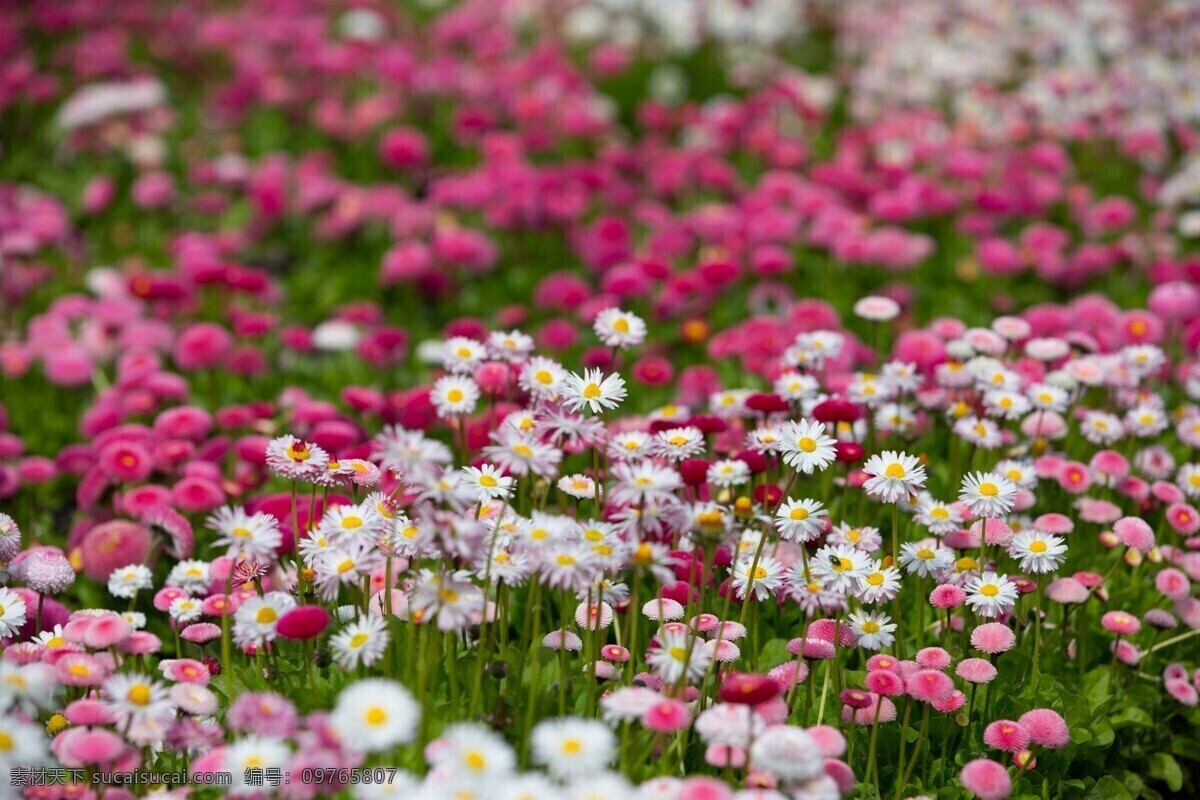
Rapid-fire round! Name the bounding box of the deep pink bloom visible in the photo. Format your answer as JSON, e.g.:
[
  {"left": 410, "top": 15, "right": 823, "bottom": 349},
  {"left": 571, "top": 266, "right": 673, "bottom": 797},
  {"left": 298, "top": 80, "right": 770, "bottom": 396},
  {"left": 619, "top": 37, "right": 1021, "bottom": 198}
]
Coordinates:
[
  {"left": 79, "top": 520, "right": 152, "bottom": 581},
  {"left": 930, "top": 584, "right": 967, "bottom": 608},
  {"left": 960, "top": 758, "right": 1012, "bottom": 800},
  {"left": 956, "top": 658, "right": 998, "bottom": 684},
  {"left": 1100, "top": 610, "right": 1141, "bottom": 635},
  {"left": 971, "top": 623, "right": 1016, "bottom": 654},
  {"left": 643, "top": 699, "right": 690, "bottom": 732},
  {"left": 864, "top": 670, "right": 905, "bottom": 697},
  {"left": 1113, "top": 516, "right": 1154, "bottom": 552},
  {"left": 276, "top": 606, "right": 331, "bottom": 640},
  {"left": 1018, "top": 709, "right": 1070, "bottom": 748},
  {"left": 983, "top": 720, "right": 1030, "bottom": 752},
  {"left": 907, "top": 669, "right": 954, "bottom": 703},
  {"left": 915, "top": 647, "right": 952, "bottom": 671},
  {"left": 160, "top": 658, "right": 211, "bottom": 684}
]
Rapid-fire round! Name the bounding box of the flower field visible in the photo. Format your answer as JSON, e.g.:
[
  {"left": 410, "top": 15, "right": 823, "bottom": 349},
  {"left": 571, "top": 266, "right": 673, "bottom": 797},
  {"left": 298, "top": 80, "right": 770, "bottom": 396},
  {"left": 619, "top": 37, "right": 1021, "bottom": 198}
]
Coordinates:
[{"left": 3, "top": 2, "right": 1200, "bottom": 799}]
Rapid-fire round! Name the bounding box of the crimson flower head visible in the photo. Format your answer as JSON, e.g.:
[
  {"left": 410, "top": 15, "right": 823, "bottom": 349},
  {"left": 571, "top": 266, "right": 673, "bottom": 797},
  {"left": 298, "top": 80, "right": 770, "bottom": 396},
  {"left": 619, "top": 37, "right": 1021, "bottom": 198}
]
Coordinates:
[
  {"left": 718, "top": 672, "right": 780, "bottom": 705},
  {"left": 812, "top": 397, "right": 860, "bottom": 424},
  {"left": 276, "top": 606, "right": 331, "bottom": 641},
  {"left": 753, "top": 483, "right": 783, "bottom": 507},
  {"left": 680, "top": 459, "right": 711, "bottom": 486},
  {"left": 687, "top": 415, "right": 728, "bottom": 435},
  {"left": 835, "top": 441, "right": 865, "bottom": 464},
  {"left": 745, "top": 393, "right": 788, "bottom": 414}
]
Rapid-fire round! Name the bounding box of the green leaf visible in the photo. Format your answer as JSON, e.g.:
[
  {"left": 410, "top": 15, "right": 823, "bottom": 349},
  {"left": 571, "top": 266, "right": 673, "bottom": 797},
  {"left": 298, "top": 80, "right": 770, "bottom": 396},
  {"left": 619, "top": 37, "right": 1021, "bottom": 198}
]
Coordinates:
[
  {"left": 1147, "top": 753, "right": 1183, "bottom": 792},
  {"left": 1110, "top": 705, "right": 1152, "bottom": 729},
  {"left": 1084, "top": 776, "right": 1133, "bottom": 800},
  {"left": 1081, "top": 669, "right": 1112, "bottom": 712}
]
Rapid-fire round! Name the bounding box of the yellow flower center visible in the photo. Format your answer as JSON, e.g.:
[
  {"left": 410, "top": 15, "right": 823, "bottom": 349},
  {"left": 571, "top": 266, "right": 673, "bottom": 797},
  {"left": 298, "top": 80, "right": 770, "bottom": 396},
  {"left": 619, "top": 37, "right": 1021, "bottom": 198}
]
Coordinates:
[
  {"left": 68, "top": 665, "right": 90, "bottom": 677},
  {"left": 337, "top": 559, "right": 356, "bottom": 574},
  {"left": 634, "top": 544, "right": 654, "bottom": 566},
  {"left": 861, "top": 621, "right": 880, "bottom": 634},
  {"left": 1005, "top": 470, "right": 1022, "bottom": 482},
  {"left": 885, "top": 463, "right": 906, "bottom": 479},
  {"left": 535, "top": 370, "right": 553, "bottom": 384},
  {"left": 439, "top": 588, "right": 460, "bottom": 602},
  {"left": 286, "top": 443, "right": 310, "bottom": 461},
  {"left": 584, "top": 529, "right": 604, "bottom": 542},
  {"left": 479, "top": 474, "right": 497, "bottom": 487},
  {"left": 790, "top": 507, "right": 809, "bottom": 521},
  {"left": 582, "top": 383, "right": 602, "bottom": 399},
  {"left": 457, "top": 347, "right": 472, "bottom": 358},
  {"left": 867, "top": 573, "right": 884, "bottom": 587},
  {"left": 447, "top": 389, "right": 464, "bottom": 403},
  {"left": 979, "top": 584, "right": 999, "bottom": 597},
  {"left": 750, "top": 566, "right": 768, "bottom": 580},
  {"left": 466, "top": 751, "right": 485, "bottom": 770},
  {"left": 350, "top": 633, "right": 369, "bottom": 648},
  {"left": 562, "top": 738, "right": 582, "bottom": 754},
  {"left": 557, "top": 555, "right": 575, "bottom": 566},
  {"left": 978, "top": 482, "right": 998, "bottom": 497},
  {"left": 1029, "top": 541, "right": 1047, "bottom": 553},
  {"left": 366, "top": 707, "right": 387, "bottom": 725},
  {"left": 0, "top": 732, "right": 12, "bottom": 751},
  {"left": 668, "top": 435, "right": 688, "bottom": 446},
  {"left": 127, "top": 684, "right": 151, "bottom": 706},
  {"left": 797, "top": 437, "right": 817, "bottom": 453},
  {"left": 341, "top": 516, "right": 363, "bottom": 529},
  {"left": 917, "top": 548, "right": 935, "bottom": 559},
  {"left": 668, "top": 647, "right": 688, "bottom": 661},
  {"left": 232, "top": 527, "right": 252, "bottom": 539},
  {"left": 613, "top": 318, "right": 629, "bottom": 333},
  {"left": 257, "top": 607, "right": 277, "bottom": 624},
  {"left": 46, "top": 636, "right": 65, "bottom": 648},
  {"left": 931, "top": 508, "right": 949, "bottom": 520},
  {"left": 956, "top": 557, "right": 978, "bottom": 572},
  {"left": 513, "top": 444, "right": 533, "bottom": 457}
]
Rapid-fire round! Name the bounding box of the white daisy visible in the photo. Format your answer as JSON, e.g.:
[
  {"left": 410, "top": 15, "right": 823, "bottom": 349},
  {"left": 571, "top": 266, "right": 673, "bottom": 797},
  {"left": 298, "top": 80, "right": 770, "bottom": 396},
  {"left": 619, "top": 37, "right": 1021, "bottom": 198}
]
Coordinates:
[
  {"left": 593, "top": 308, "right": 647, "bottom": 348},
  {"left": 774, "top": 498, "right": 828, "bottom": 543},
  {"left": 898, "top": 541, "right": 955, "bottom": 577},
  {"left": 965, "top": 572, "right": 1019, "bottom": 618},
  {"left": 329, "top": 614, "right": 390, "bottom": 669},
  {"left": 847, "top": 611, "right": 896, "bottom": 650},
  {"left": 531, "top": 718, "right": 616, "bottom": 778},
  {"left": 431, "top": 374, "right": 481, "bottom": 418},
  {"left": 487, "top": 330, "right": 535, "bottom": 362},
  {"left": 959, "top": 472, "right": 1017, "bottom": 518},
  {"left": 232, "top": 591, "right": 295, "bottom": 647},
  {"left": 652, "top": 427, "right": 706, "bottom": 460},
  {"left": 855, "top": 561, "right": 902, "bottom": 605},
  {"left": 330, "top": 679, "right": 420, "bottom": 752},
  {"left": 102, "top": 672, "right": 172, "bottom": 726},
  {"left": 810, "top": 545, "right": 871, "bottom": 593},
  {"left": 463, "top": 464, "right": 515, "bottom": 502},
  {"left": 1008, "top": 531, "right": 1068, "bottom": 574},
  {"left": 0, "top": 587, "right": 28, "bottom": 639},
  {"left": 107, "top": 564, "right": 154, "bottom": 598},
  {"left": 732, "top": 554, "right": 786, "bottom": 601},
  {"left": 441, "top": 336, "right": 488, "bottom": 373},
  {"left": 707, "top": 458, "right": 751, "bottom": 488},
  {"left": 208, "top": 506, "right": 283, "bottom": 561},
  {"left": 778, "top": 419, "right": 838, "bottom": 474},
  {"left": 862, "top": 451, "right": 926, "bottom": 503},
  {"left": 561, "top": 369, "right": 627, "bottom": 415},
  {"left": 519, "top": 357, "right": 567, "bottom": 398}
]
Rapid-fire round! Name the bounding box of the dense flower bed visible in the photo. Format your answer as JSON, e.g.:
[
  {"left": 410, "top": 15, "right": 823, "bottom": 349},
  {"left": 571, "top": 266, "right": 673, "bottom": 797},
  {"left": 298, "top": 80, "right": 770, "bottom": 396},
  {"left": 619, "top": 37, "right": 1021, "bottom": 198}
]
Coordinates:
[{"left": 1, "top": 2, "right": 1199, "bottom": 800}]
